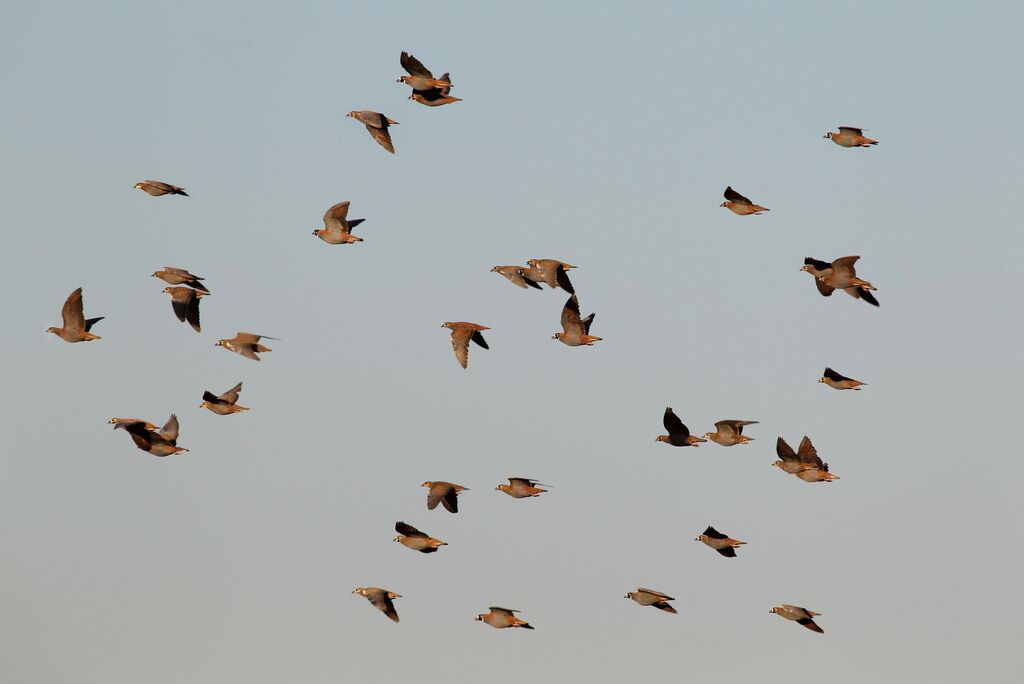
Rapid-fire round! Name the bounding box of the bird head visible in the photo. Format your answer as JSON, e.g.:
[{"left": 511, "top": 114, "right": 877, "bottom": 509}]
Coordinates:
[
  {"left": 823, "top": 132, "right": 833, "bottom": 139},
  {"left": 46, "top": 327, "right": 59, "bottom": 335},
  {"left": 656, "top": 435, "right": 670, "bottom": 444},
  {"left": 719, "top": 201, "right": 729, "bottom": 208},
  {"left": 474, "top": 615, "right": 484, "bottom": 621}
]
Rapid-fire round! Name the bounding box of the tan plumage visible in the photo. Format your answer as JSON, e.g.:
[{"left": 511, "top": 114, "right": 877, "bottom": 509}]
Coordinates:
[
  {"left": 313, "top": 201, "right": 366, "bottom": 245},
  {"left": 215, "top": 332, "right": 278, "bottom": 361},
  {"left": 151, "top": 267, "right": 209, "bottom": 293},
  {"left": 475, "top": 607, "right": 534, "bottom": 629},
  {"left": 771, "top": 604, "right": 824, "bottom": 633},
  {"left": 353, "top": 587, "right": 401, "bottom": 623},
  {"left": 393, "top": 521, "right": 447, "bottom": 553},
  {"left": 624, "top": 588, "right": 678, "bottom": 614},
  {"left": 819, "top": 367, "right": 866, "bottom": 390},
  {"left": 824, "top": 126, "right": 878, "bottom": 147},
  {"left": 703, "top": 420, "right": 758, "bottom": 446},
  {"left": 720, "top": 186, "right": 769, "bottom": 215},
  {"left": 801, "top": 257, "right": 879, "bottom": 307},
  {"left": 47, "top": 287, "right": 103, "bottom": 343},
  {"left": 133, "top": 180, "right": 188, "bottom": 196},
  {"left": 553, "top": 295, "right": 602, "bottom": 346},
  {"left": 422, "top": 481, "right": 468, "bottom": 513},
  {"left": 496, "top": 477, "right": 549, "bottom": 499},
  {"left": 695, "top": 526, "right": 746, "bottom": 557},
  {"left": 115, "top": 414, "right": 188, "bottom": 457},
  {"left": 162, "top": 287, "right": 206, "bottom": 333},
  {"left": 200, "top": 382, "right": 248, "bottom": 415},
  {"left": 524, "top": 259, "right": 576, "bottom": 293},
  {"left": 441, "top": 322, "right": 489, "bottom": 369},
  {"left": 656, "top": 407, "right": 706, "bottom": 447},
  {"left": 491, "top": 265, "right": 542, "bottom": 290},
  {"left": 773, "top": 436, "right": 839, "bottom": 482},
  {"left": 347, "top": 111, "right": 398, "bottom": 153}
]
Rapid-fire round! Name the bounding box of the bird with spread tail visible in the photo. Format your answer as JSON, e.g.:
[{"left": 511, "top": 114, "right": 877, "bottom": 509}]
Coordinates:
[
  {"left": 353, "top": 587, "right": 401, "bottom": 623},
  {"left": 656, "top": 407, "right": 706, "bottom": 447},
  {"left": 824, "top": 126, "right": 877, "bottom": 147},
  {"left": 524, "top": 259, "right": 576, "bottom": 294},
  {"left": 313, "top": 201, "right": 366, "bottom": 245},
  {"left": 475, "top": 607, "right": 534, "bottom": 629},
  {"left": 347, "top": 111, "right": 398, "bottom": 153},
  {"left": 441, "top": 322, "right": 489, "bottom": 369},
  {"left": 47, "top": 287, "right": 103, "bottom": 343},
  {"left": 553, "top": 295, "right": 601, "bottom": 346}
]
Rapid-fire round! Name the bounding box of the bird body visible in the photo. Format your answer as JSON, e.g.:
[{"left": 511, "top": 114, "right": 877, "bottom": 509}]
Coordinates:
[
  {"left": 394, "top": 522, "right": 447, "bottom": 553},
  {"left": 771, "top": 604, "right": 824, "bottom": 633},
  {"left": 200, "top": 382, "right": 248, "bottom": 415},
  {"left": 824, "top": 126, "right": 877, "bottom": 147},
  {"left": 151, "top": 267, "right": 209, "bottom": 293},
  {"left": 491, "top": 265, "right": 542, "bottom": 290},
  {"left": 314, "top": 201, "right": 366, "bottom": 244},
  {"left": 695, "top": 526, "right": 746, "bottom": 557},
  {"left": 720, "top": 186, "right": 769, "bottom": 215},
  {"left": 216, "top": 332, "right": 277, "bottom": 361},
  {"left": 703, "top": 419, "right": 758, "bottom": 446},
  {"left": 819, "top": 367, "right": 866, "bottom": 390},
  {"left": 625, "top": 588, "right": 678, "bottom": 613},
  {"left": 47, "top": 287, "right": 103, "bottom": 342},
  {"left": 656, "top": 407, "right": 706, "bottom": 447},
  {"left": 134, "top": 180, "right": 188, "bottom": 196},
  {"left": 496, "top": 478, "right": 549, "bottom": 499},
  {"left": 475, "top": 607, "right": 534, "bottom": 629}
]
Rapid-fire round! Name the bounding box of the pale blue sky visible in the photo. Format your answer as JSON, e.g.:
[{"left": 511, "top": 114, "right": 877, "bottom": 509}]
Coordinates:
[{"left": 2, "top": 1, "right": 1022, "bottom": 682}]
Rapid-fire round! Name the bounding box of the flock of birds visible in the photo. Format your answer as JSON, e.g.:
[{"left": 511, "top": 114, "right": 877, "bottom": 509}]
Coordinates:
[{"left": 44, "top": 51, "right": 884, "bottom": 637}]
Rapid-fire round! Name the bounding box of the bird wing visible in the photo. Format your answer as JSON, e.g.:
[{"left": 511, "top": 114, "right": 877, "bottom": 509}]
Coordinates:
[
  {"left": 163, "top": 266, "right": 191, "bottom": 277},
  {"left": 849, "top": 286, "right": 880, "bottom": 307},
  {"left": 797, "top": 436, "right": 823, "bottom": 467},
  {"left": 426, "top": 483, "right": 449, "bottom": 510},
  {"left": 776, "top": 436, "right": 798, "bottom": 462},
  {"left": 237, "top": 346, "right": 261, "bottom": 361},
  {"left": 724, "top": 186, "right": 752, "bottom": 205},
  {"left": 395, "top": 521, "right": 428, "bottom": 538},
  {"left": 61, "top": 288, "right": 86, "bottom": 331},
  {"left": 219, "top": 382, "right": 243, "bottom": 404},
  {"left": 168, "top": 288, "right": 192, "bottom": 322},
  {"left": 823, "top": 367, "right": 848, "bottom": 382},
  {"left": 235, "top": 332, "right": 279, "bottom": 344},
  {"left": 367, "top": 590, "right": 400, "bottom": 622},
  {"left": 442, "top": 488, "right": 459, "bottom": 513},
  {"left": 400, "top": 51, "right": 434, "bottom": 78},
  {"left": 636, "top": 588, "right": 674, "bottom": 600},
  {"left": 160, "top": 414, "right": 180, "bottom": 442},
  {"left": 450, "top": 328, "right": 473, "bottom": 369},
  {"left": 323, "top": 202, "right": 350, "bottom": 231},
  {"left": 185, "top": 293, "right": 202, "bottom": 332},
  {"left": 702, "top": 526, "right": 727, "bottom": 539},
  {"left": 560, "top": 295, "right": 583, "bottom": 334},
  {"left": 488, "top": 607, "right": 519, "bottom": 616},
  {"left": 471, "top": 330, "right": 489, "bottom": 350},
  {"left": 555, "top": 266, "right": 575, "bottom": 294},
  {"left": 716, "top": 420, "right": 757, "bottom": 435},
  {"left": 838, "top": 127, "right": 864, "bottom": 136},
  {"left": 366, "top": 123, "right": 395, "bottom": 154},
  {"left": 815, "top": 278, "right": 835, "bottom": 297},
  {"left": 831, "top": 255, "right": 861, "bottom": 278},
  {"left": 663, "top": 408, "right": 689, "bottom": 440},
  {"left": 202, "top": 390, "right": 221, "bottom": 403}
]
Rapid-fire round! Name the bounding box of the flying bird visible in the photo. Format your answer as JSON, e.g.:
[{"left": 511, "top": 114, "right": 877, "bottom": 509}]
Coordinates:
[
  {"left": 773, "top": 436, "right": 839, "bottom": 482},
  {"left": 422, "top": 481, "right": 468, "bottom": 513},
  {"left": 491, "top": 265, "right": 542, "bottom": 290},
  {"left": 314, "top": 201, "right": 366, "bottom": 245},
  {"left": 151, "top": 267, "right": 209, "bottom": 293},
  {"left": 393, "top": 521, "right": 447, "bottom": 553},
  {"left": 703, "top": 420, "right": 758, "bottom": 446},
  {"left": 200, "top": 382, "right": 248, "bottom": 415},
  {"left": 771, "top": 604, "right": 824, "bottom": 633},
  {"left": 624, "top": 588, "right": 677, "bottom": 614},
  {"left": 824, "top": 126, "right": 878, "bottom": 147},
  {"left": 475, "top": 607, "right": 534, "bottom": 630},
  {"left": 695, "top": 526, "right": 746, "bottom": 557},
  {"left": 215, "top": 332, "right": 278, "bottom": 361},
  {"left": 524, "top": 259, "right": 576, "bottom": 294},
  {"left": 408, "top": 89, "right": 461, "bottom": 107},
  {"left": 47, "top": 287, "right": 103, "bottom": 343},
  {"left": 162, "top": 287, "right": 206, "bottom": 332},
  {"left": 441, "top": 321, "right": 489, "bottom": 369},
  {"left": 553, "top": 295, "right": 602, "bottom": 346},
  {"left": 134, "top": 180, "right": 188, "bottom": 196},
  {"left": 398, "top": 52, "right": 460, "bottom": 107},
  {"left": 819, "top": 367, "right": 866, "bottom": 390},
  {"left": 353, "top": 587, "right": 401, "bottom": 623},
  {"left": 656, "top": 407, "right": 706, "bottom": 447},
  {"left": 720, "top": 186, "right": 769, "bottom": 215},
  {"left": 115, "top": 414, "right": 188, "bottom": 457},
  {"left": 109, "top": 417, "right": 155, "bottom": 431},
  {"left": 801, "top": 257, "right": 879, "bottom": 306},
  {"left": 496, "top": 478, "right": 549, "bottom": 499},
  {"left": 347, "top": 110, "right": 398, "bottom": 153}
]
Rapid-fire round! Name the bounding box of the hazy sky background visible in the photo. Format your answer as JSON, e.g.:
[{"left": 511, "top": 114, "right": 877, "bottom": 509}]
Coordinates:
[{"left": 3, "top": 1, "right": 1022, "bottom": 682}]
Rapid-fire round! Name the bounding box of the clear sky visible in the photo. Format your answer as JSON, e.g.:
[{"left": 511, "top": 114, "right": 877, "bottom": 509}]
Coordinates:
[{"left": 2, "top": 1, "right": 1022, "bottom": 682}]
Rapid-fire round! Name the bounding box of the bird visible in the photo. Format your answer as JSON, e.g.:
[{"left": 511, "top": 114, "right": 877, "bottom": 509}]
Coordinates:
[
  {"left": 491, "top": 265, "right": 542, "bottom": 290},
  {"left": 215, "top": 332, "right": 278, "bottom": 361},
  {"left": 703, "top": 420, "right": 758, "bottom": 446},
  {"left": 819, "top": 367, "right": 866, "bottom": 390},
  {"left": 801, "top": 257, "right": 879, "bottom": 306},
  {"left": 134, "top": 180, "right": 188, "bottom": 196},
  {"left": 151, "top": 267, "right": 209, "bottom": 293},
  {"left": 347, "top": 111, "right": 398, "bottom": 153},
  {"left": 496, "top": 478, "right": 549, "bottom": 499},
  {"left": 397, "top": 51, "right": 453, "bottom": 92},
  {"left": 553, "top": 295, "right": 602, "bottom": 346},
  {"left": 117, "top": 414, "right": 188, "bottom": 457},
  {"left": 393, "top": 522, "right": 447, "bottom": 553},
  {"left": 352, "top": 587, "right": 401, "bottom": 623},
  {"left": 773, "top": 436, "right": 839, "bottom": 482},
  {"left": 824, "top": 126, "right": 877, "bottom": 147},
  {"left": 524, "top": 259, "right": 576, "bottom": 294},
  {"left": 422, "top": 481, "right": 468, "bottom": 513},
  {"left": 624, "top": 588, "right": 677, "bottom": 614},
  {"left": 720, "top": 186, "right": 769, "bottom": 215},
  {"left": 162, "top": 287, "right": 206, "bottom": 333},
  {"left": 47, "top": 287, "right": 103, "bottom": 343},
  {"left": 408, "top": 89, "right": 461, "bottom": 107},
  {"left": 441, "top": 322, "right": 489, "bottom": 369},
  {"left": 199, "top": 382, "right": 248, "bottom": 415},
  {"left": 771, "top": 604, "right": 824, "bottom": 633},
  {"left": 695, "top": 526, "right": 747, "bottom": 557},
  {"left": 656, "top": 407, "right": 706, "bottom": 447},
  {"left": 108, "top": 417, "right": 156, "bottom": 431},
  {"left": 475, "top": 607, "right": 534, "bottom": 630},
  {"left": 313, "top": 201, "right": 366, "bottom": 245}
]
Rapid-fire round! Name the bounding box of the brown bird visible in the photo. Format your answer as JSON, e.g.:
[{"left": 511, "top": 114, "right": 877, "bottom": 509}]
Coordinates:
[
  {"left": 720, "top": 186, "right": 769, "bottom": 215},
  {"left": 496, "top": 478, "right": 549, "bottom": 499},
  {"left": 801, "top": 257, "right": 879, "bottom": 307},
  {"left": 393, "top": 521, "right": 447, "bottom": 553},
  {"left": 553, "top": 295, "right": 602, "bottom": 346},
  {"left": 695, "top": 526, "right": 747, "bottom": 558},
  {"left": 408, "top": 89, "right": 461, "bottom": 107},
  {"left": 134, "top": 180, "right": 188, "bottom": 196},
  {"left": 805, "top": 255, "right": 876, "bottom": 293},
  {"left": 441, "top": 322, "right": 489, "bottom": 369},
  {"left": 819, "top": 367, "right": 866, "bottom": 390},
  {"left": 109, "top": 417, "right": 156, "bottom": 431},
  {"left": 656, "top": 407, "right": 706, "bottom": 447},
  {"left": 524, "top": 259, "right": 576, "bottom": 294},
  {"left": 771, "top": 604, "right": 824, "bottom": 633},
  {"left": 491, "top": 265, "right": 542, "bottom": 290},
  {"left": 397, "top": 51, "right": 453, "bottom": 92},
  {"left": 47, "top": 287, "right": 103, "bottom": 343},
  {"left": 347, "top": 110, "right": 398, "bottom": 153},
  {"left": 773, "top": 436, "right": 839, "bottom": 482},
  {"left": 475, "top": 607, "right": 534, "bottom": 630},
  {"left": 151, "top": 267, "right": 209, "bottom": 293},
  {"left": 162, "top": 287, "right": 206, "bottom": 333},
  {"left": 215, "top": 332, "right": 278, "bottom": 361},
  {"left": 313, "top": 201, "right": 366, "bottom": 245},
  {"left": 824, "top": 126, "right": 878, "bottom": 147},
  {"left": 200, "top": 382, "right": 248, "bottom": 415},
  {"left": 117, "top": 414, "right": 189, "bottom": 457},
  {"left": 353, "top": 587, "right": 401, "bottom": 623},
  {"left": 703, "top": 420, "right": 758, "bottom": 446},
  {"left": 624, "top": 588, "right": 677, "bottom": 614},
  {"left": 422, "top": 481, "right": 468, "bottom": 513}
]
